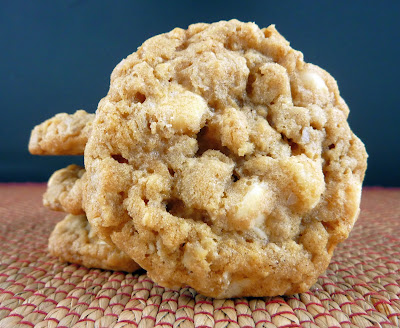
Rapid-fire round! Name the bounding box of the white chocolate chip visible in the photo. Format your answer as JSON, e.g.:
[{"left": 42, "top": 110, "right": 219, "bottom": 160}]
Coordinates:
[
  {"left": 301, "top": 127, "right": 310, "bottom": 144},
  {"left": 148, "top": 243, "right": 155, "bottom": 253},
  {"left": 217, "top": 278, "right": 252, "bottom": 298},
  {"left": 252, "top": 225, "right": 268, "bottom": 241},
  {"left": 150, "top": 122, "right": 157, "bottom": 134},
  {"left": 142, "top": 212, "right": 151, "bottom": 226},
  {"left": 301, "top": 71, "right": 329, "bottom": 93},
  {"left": 234, "top": 182, "right": 272, "bottom": 240},
  {"left": 161, "top": 88, "right": 210, "bottom": 133},
  {"left": 156, "top": 239, "right": 163, "bottom": 257},
  {"left": 236, "top": 182, "right": 268, "bottom": 220}
]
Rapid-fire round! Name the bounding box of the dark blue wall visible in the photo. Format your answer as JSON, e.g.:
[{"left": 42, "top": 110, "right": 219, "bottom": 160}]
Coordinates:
[{"left": 1, "top": 1, "right": 399, "bottom": 186}]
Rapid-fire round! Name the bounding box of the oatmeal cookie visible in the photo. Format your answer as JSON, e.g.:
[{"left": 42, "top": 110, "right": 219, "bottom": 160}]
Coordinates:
[
  {"left": 49, "top": 213, "right": 140, "bottom": 272},
  {"left": 29, "top": 110, "right": 94, "bottom": 155},
  {"left": 43, "top": 164, "right": 85, "bottom": 215},
  {"left": 84, "top": 20, "right": 367, "bottom": 297}
]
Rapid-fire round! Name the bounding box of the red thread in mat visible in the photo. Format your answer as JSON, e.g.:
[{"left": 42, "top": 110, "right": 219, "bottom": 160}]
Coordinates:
[{"left": 0, "top": 185, "right": 400, "bottom": 327}]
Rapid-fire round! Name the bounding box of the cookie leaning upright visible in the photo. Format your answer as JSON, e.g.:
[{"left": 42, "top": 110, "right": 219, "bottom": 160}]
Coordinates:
[{"left": 84, "top": 20, "right": 367, "bottom": 297}]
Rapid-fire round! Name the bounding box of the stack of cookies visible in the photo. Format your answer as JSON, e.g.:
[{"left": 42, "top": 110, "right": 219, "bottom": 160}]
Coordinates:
[
  {"left": 29, "top": 110, "right": 140, "bottom": 272},
  {"left": 29, "top": 20, "right": 367, "bottom": 298}
]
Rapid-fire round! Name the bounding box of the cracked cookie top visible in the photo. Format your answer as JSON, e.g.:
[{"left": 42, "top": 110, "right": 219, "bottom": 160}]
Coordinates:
[{"left": 84, "top": 20, "right": 367, "bottom": 297}]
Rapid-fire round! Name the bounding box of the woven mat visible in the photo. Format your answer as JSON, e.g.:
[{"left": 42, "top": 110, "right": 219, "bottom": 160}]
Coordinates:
[{"left": 0, "top": 185, "right": 399, "bottom": 328}]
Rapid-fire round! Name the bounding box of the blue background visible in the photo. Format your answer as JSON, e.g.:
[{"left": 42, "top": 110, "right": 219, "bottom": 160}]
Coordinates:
[{"left": 1, "top": 1, "right": 399, "bottom": 186}]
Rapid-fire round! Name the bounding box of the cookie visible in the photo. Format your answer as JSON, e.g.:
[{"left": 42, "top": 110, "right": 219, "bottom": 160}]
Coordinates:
[
  {"left": 83, "top": 20, "right": 367, "bottom": 297},
  {"left": 49, "top": 213, "right": 140, "bottom": 272},
  {"left": 29, "top": 110, "right": 94, "bottom": 155},
  {"left": 29, "top": 111, "right": 140, "bottom": 272},
  {"left": 43, "top": 164, "right": 85, "bottom": 215},
  {"left": 44, "top": 165, "right": 141, "bottom": 271}
]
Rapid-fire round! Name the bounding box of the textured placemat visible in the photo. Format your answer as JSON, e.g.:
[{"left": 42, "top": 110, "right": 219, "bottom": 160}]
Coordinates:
[{"left": 0, "top": 184, "right": 399, "bottom": 328}]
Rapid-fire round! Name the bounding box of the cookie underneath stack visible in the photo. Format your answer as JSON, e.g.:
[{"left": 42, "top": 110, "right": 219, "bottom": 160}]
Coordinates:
[{"left": 29, "top": 20, "right": 367, "bottom": 298}]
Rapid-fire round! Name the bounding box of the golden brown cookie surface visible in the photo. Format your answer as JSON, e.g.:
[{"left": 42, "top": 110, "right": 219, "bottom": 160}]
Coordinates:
[
  {"left": 29, "top": 110, "right": 94, "bottom": 155},
  {"left": 49, "top": 214, "right": 140, "bottom": 272},
  {"left": 43, "top": 164, "right": 85, "bottom": 215},
  {"left": 84, "top": 20, "right": 367, "bottom": 297}
]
